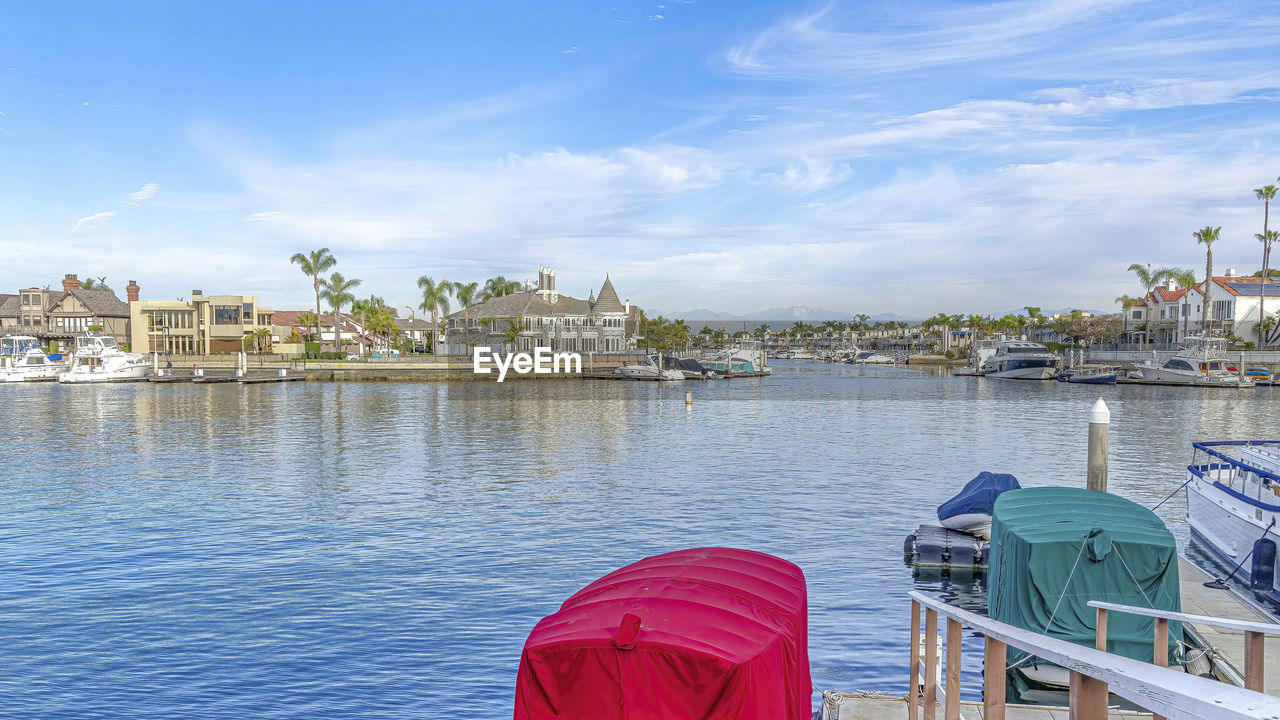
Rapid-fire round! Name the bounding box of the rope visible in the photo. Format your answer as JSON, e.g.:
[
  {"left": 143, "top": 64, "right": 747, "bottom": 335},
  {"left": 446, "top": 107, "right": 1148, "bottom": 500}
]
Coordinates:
[
  {"left": 1006, "top": 539, "right": 1087, "bottom": 671},
  {"left": 1150, "top": 474, "right": 1195, "bottom": 512}
]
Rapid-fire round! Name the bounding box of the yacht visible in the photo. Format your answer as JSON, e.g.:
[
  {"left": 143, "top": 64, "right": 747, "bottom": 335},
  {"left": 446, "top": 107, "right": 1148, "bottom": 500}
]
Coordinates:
[
  {"left": 980, "top": 339, "right": 1061, "bottom": 380},
  {"left": 59, "top": 334, "right": 151, "bottom": 384},
  {"left": 0, "top": 347, "right": 67, "bottom": 382},
  {"left": 850, "top": 347, "right": 895, "bottom": 364},
  {"left": 613, "top": 355, "right": 684, "bottom": 381},
  {"left": 954, "top": 337, "right": 1000, "bottom": 376},
  {"left": 1186, "top": 441, "right": 1280, "bottom": 605},
  {"left": 1131, "top": 336, "right": 1250, "bottom": 387},
  {"left": 702, "top": 340, "right": 772, "bottom": 376}
]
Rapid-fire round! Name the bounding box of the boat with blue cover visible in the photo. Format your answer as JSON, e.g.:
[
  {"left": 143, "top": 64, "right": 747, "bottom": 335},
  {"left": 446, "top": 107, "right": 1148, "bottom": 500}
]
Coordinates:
[
  {"left": 1187, "top": 441, "right": 1280, "bottom": 605},
  {"left": 936, "top": 471, "right": 1021, "bottom": 539}
]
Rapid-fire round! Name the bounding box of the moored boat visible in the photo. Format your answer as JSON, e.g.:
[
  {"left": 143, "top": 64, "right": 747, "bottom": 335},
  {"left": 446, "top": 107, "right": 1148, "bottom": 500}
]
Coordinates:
[
  {"left": 613, "top": 355, "right": 684, "bottom": 381},
  {"left": 981, "top": 340, "right": 1062, "bottom": 380},
  {"left": 58, "top": 334, "right": 151, "bottom": 384},
  {"left": 937, "top": 471, "right": 1021, "bottom": 540},
  {"left": 703, "top": 340, "right": 771, "bottom": 376},
  {"left": 1064, "top": 365, "right": 1118, "bottom": 385},
  {"left": 0, "top": 347, "right": 67, "bottom": 382},
  {"left": 988, "top": 487, "right": 1183, "bottom": 689},
  {"left": 1245, "top": 367, "right": 1274, "bottom": 386},
  {"left": 1131, "top": 336, "right": 1250, "bottom": 387}
]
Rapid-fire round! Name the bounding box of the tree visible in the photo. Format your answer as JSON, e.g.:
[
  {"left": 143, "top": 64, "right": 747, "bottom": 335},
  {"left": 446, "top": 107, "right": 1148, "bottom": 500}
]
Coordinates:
[
  {"left": 1256, "top": 184, "right": 1278, "bottom": 344},
  {"left": 481, "top": 276, "right": 521, "bottom": 301},
  {"left": 321, "top": 272, "right": 361, "bottom": 354},
  {"left": 1114, "top": 295, "right": 1137, "bottom": 342},
  {"left": 1195, "top": 226, "right": 1221, "bottom": 336},
  {"left": 454, "top": 281, "right": 481, "bottom": 339},
  {"left": 1126, "top": 263, "right": 1178, "bottom": 346},
  {"left": 290, "top": 248, "right": 337, "bottom": 348},
  {"left": 241, "top": 327, "right": 272, "bottom": 353},
  {"left": 1169, "top": 269, "right": 1196, "bottom": 342},
  {"left": 501, "top": 315, "right": 523, "bottom": 351},
  {"left": 81, "top": 276, "right": 112, "bottom": 291},
  {"left": 297, "top": 312, "right": 319, "bottom": 342},
  {"left": 417, "top": 276, "right": 454, "bottom": 356}
]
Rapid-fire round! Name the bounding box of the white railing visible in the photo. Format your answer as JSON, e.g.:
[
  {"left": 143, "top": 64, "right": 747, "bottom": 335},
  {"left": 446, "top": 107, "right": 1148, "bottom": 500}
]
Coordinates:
[{"left": 909, "top": 590, "right": 1280, "bottom": 720}]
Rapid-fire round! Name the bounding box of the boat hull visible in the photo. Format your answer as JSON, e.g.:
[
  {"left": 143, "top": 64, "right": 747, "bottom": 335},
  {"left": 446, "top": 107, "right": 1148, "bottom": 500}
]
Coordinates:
[
  {"left": 58, "top": 364, "right": 150, "bottom": 384},
  {"left": 1187, "top": 474, "right": 1280, "bottom": 600},
  {"left": 1066, "top": 373, "right": 1117, "bottom": 385},
  {"left": 987, "top": 365, "right": 1057, "bottom": 380}
]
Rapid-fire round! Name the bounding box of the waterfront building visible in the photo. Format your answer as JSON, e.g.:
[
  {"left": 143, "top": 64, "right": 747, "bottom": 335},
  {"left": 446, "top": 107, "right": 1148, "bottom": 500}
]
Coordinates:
[
  {"left": 443, "top": 266, "right": 638, "bottom": 354},
  {"left": 0, "top": 274, "right": 134, "bottom": 348},
  {"left": 270, "top": 310, "right": 379, "bottom": 354},
  {"left": 1134, "top": 270, "right": 1280, "bottom": 346},
  {"left": 130, "top": 290, "right": 274, "bottom": 355},
  {"left": 395, "top": 317, "right": 434, "bottom": 350}
]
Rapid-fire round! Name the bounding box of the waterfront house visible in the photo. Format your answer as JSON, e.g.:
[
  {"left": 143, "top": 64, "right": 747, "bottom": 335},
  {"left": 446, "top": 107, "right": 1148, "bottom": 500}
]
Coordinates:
[
  {"left": 130, "top": 290, "right": 274, "bottom": 355},
  {"left": 443, "top": 266, "right": 637, "bottom": 354},
  {"left": 395, "top": 317, "right": 435, "bottom": 350},
  {"left": 0, "top": 274, "right": 134, "bottom": 349}
]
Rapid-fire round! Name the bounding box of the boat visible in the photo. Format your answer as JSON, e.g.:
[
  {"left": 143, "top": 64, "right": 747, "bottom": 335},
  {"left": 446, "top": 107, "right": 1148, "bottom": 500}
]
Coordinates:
[
  {"left": 0, "top": 347, "right": 67, "bottom": 382},
  {"left": 1064, "top": 365, "right": 1118, "bottom": 385},
  {"left": 58, "top": 334, "right": 151, "bottom": 384},
  {"left": 612, "top": 355, "right": 684, "bottom": 381},
  {"left": 658, "top": 354, "right": 718, "bottom": 379},
  {"left": 1130, "top": 336, "right": 1251, "bottom": 387},
  {"left": 954, "top": 337, "right": 1000, "bottom": 377},
  {"left": 1245, "top": 367, "right": 1274, "bottom": 386},
  {"left": 789, "top": 349, "right": 815, "bottom": 360},
  {"left": 936, "top": 471, "right": 1021, "bottom": 539},
  {"left": 703, "top": 340, "right": 772, "bottom": 376},
  {"left": 980, "top": 339, "right": 1062, "bottom": 380},
  {"left": 1186, "top": 441, "right": 1280, "bottom": 605},
  {"left": 988, "top": 487, "right": 1183, "bottom": 689},
  {"left": 513, "top": 547, "right": 811, "bottom": 720},
  {"left": 850, "top": 348, "right": 895, "bottom": 364}
]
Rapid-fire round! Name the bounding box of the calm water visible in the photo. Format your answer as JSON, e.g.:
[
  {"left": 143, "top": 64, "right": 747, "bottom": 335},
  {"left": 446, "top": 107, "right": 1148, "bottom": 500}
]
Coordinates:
[{"left": 4, "top": 362, "right": 1279, "bottom": 719}]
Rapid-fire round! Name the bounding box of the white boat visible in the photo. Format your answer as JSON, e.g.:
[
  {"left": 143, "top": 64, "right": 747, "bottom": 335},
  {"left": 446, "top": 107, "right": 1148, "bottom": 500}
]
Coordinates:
[
  {"left": 1187, "top": 441, "right": 1280, "bottom": 605},
  {"left": 0, "top": 347, "right": 67, "bottom": 382},
  {"left": 703, "top": 340, "right": 772, "bottom": 376},
  {"left": 789, "top": 349, "right": 815, "bottom": 360},
  {"left": 980, "top": 339, "right": 1061, "bottom": 380},
  {"left": 850, "top": 348, "right": 895, "bottom": 364},
  {"left": 613, "top": 355, "right": 684, "bottom": 381},
  {"left": 59, "top": 334, "right": 151, "bottom": 384},
  {"left": 954, "top": 337, "right": 1000, "bottom": 377},
  {"left": 1132, "top": 336, "right": 1251, "bottom": 387}
]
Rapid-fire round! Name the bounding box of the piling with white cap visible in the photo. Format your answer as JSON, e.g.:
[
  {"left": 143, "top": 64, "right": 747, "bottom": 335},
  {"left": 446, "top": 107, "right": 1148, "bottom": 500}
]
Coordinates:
[{"left": 1087, "top": 397, "right": 1109, "bottom": 492}]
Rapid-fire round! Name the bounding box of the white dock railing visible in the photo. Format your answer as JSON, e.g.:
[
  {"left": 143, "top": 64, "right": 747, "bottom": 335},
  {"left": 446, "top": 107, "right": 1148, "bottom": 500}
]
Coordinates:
[{"left": 909, "top": 590, "right": 1280, "bottom": 720}]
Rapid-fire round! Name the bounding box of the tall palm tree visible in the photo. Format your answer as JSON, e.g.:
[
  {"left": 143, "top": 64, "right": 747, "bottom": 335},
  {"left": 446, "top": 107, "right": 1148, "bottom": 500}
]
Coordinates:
[
  {"left": 417, "top": 276, "right": 454, "bottom": 356},
  {"left": 1256, "top": 184, "right": 1278, "bottom": 344},
  {"left": 321, "top": 272, "right": 361, "bottom": 354},
  {"left": 1194, "top": 226, "right": 1221, "bottom": 336},
  {"left": 481, "top": 276, "right": 522, "bottom": 301},
  {"left": 297, "top": 311, "right": 318, "bottom": 342},
  {"left": 290, "top": 248, "right": 337, "bottom": 346},
  {"left": 454, "top": 281, "right": 480, "bottom": 339},
  {"left": 1126, "top": 263, "right": 1179, "bottom": 346},
  {"left": 1171, "top": 270, "right": 1197, "bottom": 341},
  {"left": 1114, "top": 295, "right": 1137, "bottom": 343}
]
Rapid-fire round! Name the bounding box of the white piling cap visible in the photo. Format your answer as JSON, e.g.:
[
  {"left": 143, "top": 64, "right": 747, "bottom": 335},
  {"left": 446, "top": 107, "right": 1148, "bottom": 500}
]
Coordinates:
[{"left": 1089, "top": 397, "right": 1110, "bottom": 424}]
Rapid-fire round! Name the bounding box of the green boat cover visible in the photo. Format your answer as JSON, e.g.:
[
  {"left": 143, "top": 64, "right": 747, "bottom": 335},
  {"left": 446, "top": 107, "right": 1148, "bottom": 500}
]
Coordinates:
[{"left": 988, "top": 487, "right": 1181, "bottom": 668}]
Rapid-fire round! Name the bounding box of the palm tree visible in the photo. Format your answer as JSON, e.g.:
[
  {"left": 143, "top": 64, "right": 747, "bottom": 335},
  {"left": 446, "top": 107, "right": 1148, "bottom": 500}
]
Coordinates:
[
  {"left": 321, "top": 272, "right": 361, "bottom": 354},
  {"left": 671, "top": 319, "right": 692, "bottom": 351},
  {"left": 481, "top": 276, "right": 521, "bottom": 301},
  {"left": 290, "top": 248, "right": 337, "bottom": 347},
  {"left": 1114, "top": 295, "right": 1137, "bottom": 343},
  {"left": 454, "top": 281, "right": 480, "bottom": 339},
  {"left": 1171, "top": 270, "right": 1197, "bottom": 341},
  {"left": 1256, "top": 184, "right": 1278, "bottom": 344},
  {"left": 81, "top": 276, "right": 112, "bottom": 291},
  {"left": 1126, "top": 263, "right": 1179, "bottom": 346},
  {"left": 1194, "top": 226, "right": 1221, "bottom": 336},
  {"left": 417, "top": 276, "right": 454, "bottom": 356}
]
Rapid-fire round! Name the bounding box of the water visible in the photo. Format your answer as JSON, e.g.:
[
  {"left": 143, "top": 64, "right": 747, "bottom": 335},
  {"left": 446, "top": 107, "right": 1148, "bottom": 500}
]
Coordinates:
[{"left": 4, "top": 362, "right": 1279, "bottom": 719}]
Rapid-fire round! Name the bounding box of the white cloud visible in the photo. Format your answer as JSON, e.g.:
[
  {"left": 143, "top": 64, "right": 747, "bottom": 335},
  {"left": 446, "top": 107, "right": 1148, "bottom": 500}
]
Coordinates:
[
  {"left": 649, "top": 14, "right": 664, "bottom": 20},
  {"left": 561, "top": 45, "right": 584, "bottom": 55},
  {"left": 72, "top": 211, "right": 117, "bottom": 233},
  {"left": 125, "top": 182, "right": 160, "bottom": 207}
]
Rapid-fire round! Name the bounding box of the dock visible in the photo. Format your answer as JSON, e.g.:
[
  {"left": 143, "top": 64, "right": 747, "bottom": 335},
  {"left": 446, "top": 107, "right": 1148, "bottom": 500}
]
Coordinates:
[
  {"left": 824, "top": 695, "right": 1148, "bottom": 719},
  {"left": 148, "top": 374, "right": 307, "bottom": 385}
]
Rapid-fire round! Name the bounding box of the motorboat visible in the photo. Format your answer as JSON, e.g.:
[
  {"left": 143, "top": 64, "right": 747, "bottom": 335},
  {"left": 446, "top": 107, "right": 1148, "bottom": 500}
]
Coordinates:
[
  {"left": 1187, "top": 441, "right": 1280, "bottom": 605},
  {"left": 936, "top": 471, "right": 1021, "bottom": 539},
  {"left": 0, "top": 347, "right": 67, "bottom": 382},
  {"left": 613, "top": 355, "right": 684, "bottom": 381},
  {"left": 658, "top": 355, "right": 718, "bottom": 379},
  {"left": 703, "top": 341, "right": 772, "bottom": 376},
  {"left": 789, "top": 349, "right": 815, "bottom": 360},
  {"left": 980, "top": 339, "right": 1061, "bottom": 380},
  {"left": 59, "top": 334, "right": 151, "bottom": 384},
  {"left": 1131, "top": 336, "right": 1251, "bottom": 387},
  {"left": 989, "top": 487, "right": 1183, "bottom": 689},
  {"left": 850, "top": 348, "right": 895, "bottom": 364},
  {"left": 1062, "top": 365, "right": 1118, "bottom": 385}
]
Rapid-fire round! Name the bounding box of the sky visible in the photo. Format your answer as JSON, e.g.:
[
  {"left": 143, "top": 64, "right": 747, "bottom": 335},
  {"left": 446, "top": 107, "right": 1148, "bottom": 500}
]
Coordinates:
[{"left": 2, "top": 0, "right": 1279, "bottom": 317}]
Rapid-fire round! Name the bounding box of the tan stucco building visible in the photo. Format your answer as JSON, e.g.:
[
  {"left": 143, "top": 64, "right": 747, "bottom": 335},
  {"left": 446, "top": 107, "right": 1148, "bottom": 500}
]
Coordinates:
[{"left": 131, "top": 290, "right": 274, "bottom": 355}]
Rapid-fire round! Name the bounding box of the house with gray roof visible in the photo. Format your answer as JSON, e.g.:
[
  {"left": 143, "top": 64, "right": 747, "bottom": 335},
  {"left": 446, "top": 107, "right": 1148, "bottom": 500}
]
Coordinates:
[
  {"left": 0, "top": 275, "right": 136, "bottom": 348},
  {"left": 443, "top": 266, "right": 637, "bottom": 354}
]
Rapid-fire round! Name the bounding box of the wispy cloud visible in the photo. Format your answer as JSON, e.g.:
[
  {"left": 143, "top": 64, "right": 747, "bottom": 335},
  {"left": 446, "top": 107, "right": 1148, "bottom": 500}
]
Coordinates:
[
  {"left": 72, "top": 210, "right": 117, "bottom": 233},
  {"left": 125, "top": 182, "right": 159, "bottom": 207},
  {"left": 561, "top": 45, "right": 584, "bottom": 55}
]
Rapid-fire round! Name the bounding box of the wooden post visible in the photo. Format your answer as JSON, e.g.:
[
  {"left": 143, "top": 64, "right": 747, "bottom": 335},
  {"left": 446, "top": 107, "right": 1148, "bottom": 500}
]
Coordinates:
[
  {"left": 983, "top": 636, "right": 1006, "bottom": 720},
  {"left": 1246, "top": 630, "right": 1266, "bottom": 692},
  {"left": 924, "top": 608, "right": 938, "bottom": 720},
  {"left": 909, "top": 600, "right": 920, "bottom": 719},
  {"left": 1153, "top": 618, "right": 1168, "bottom": 720},
  {"left": 1068, "top": 671, "right": 1108, "bottom": 720},
  {"left": 945, "top": 618, "right": 961, "bottom": 720},
  {"left": 1087, "top": 398, "right": 1110, "bottom": 492},
  {"left": 1095, "top": 607, "right": 1108, "bottom": 651}
]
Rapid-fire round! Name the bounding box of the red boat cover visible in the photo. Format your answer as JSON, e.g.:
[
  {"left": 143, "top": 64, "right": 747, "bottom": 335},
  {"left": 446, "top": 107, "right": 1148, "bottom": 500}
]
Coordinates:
[{"left": 513, "top": 547, "right": 810, "bottom": 720}]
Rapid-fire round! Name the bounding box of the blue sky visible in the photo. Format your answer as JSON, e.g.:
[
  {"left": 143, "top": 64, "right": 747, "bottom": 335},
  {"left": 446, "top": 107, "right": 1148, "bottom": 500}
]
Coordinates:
[{"left": 2, "top": 1, "right": 1279, "bottom": 317}]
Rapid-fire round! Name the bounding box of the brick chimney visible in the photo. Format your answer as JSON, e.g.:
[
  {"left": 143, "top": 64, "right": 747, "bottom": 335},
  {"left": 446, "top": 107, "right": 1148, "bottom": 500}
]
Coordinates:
[
  {"left": 126, "top": 280, "right": 140, "bottom": 302},
  {"left": 62, "top": 274, "right": 82, "bottom": 292}
]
